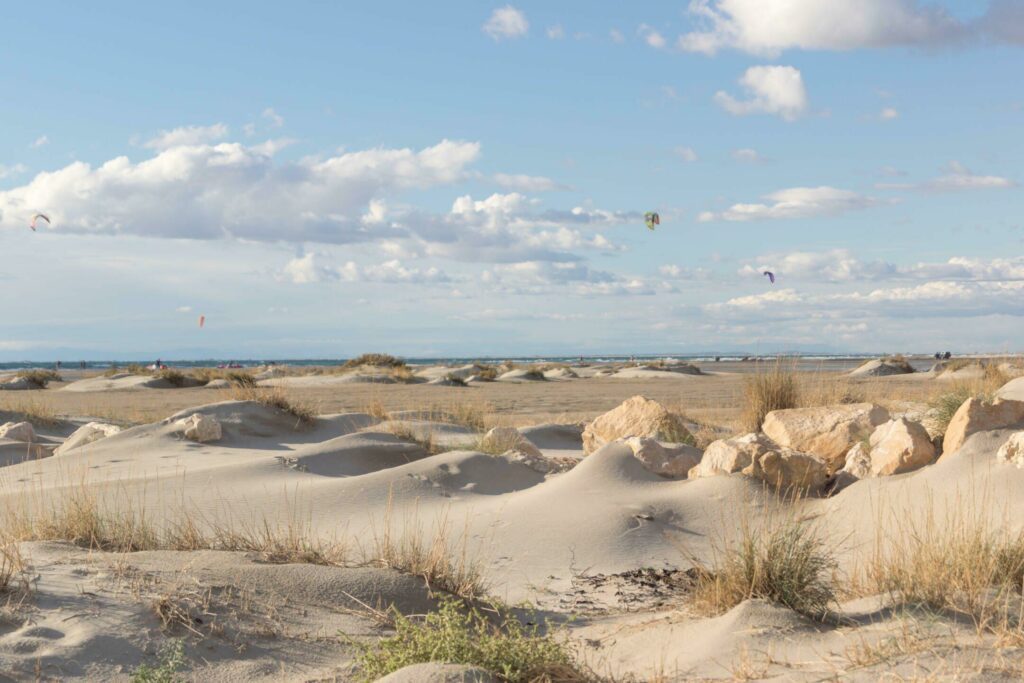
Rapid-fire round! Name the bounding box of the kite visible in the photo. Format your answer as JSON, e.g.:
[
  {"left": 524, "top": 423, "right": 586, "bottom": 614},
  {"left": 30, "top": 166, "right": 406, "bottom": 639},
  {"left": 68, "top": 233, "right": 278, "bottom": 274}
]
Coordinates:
[
  {"left": 763, "top": 271, "right": 775, "bottom": 284},
  {"left": 644, "top": 212, "right": 660, "bottom": 231},
  {"left": 29, "top": 214, "right": 50, "bottom": 231},
  {"left": 198, "top": 315, "right": 206, "bottom": 329}
]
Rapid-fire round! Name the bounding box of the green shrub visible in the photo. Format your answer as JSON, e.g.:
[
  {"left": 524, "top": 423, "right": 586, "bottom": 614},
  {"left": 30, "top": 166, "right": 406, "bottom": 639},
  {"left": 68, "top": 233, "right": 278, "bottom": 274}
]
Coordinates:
[
  {"left": 342, "top": 353, "right": 406, "bottom": 370},
  {"left": 353, "top": 598, "right": 585, "bottom": 683},
  {"left": 131, "top": 639, "right": 186, "bottom": 682},
  {"left": 16, "top": 369, "right": 61, "bottom": 388}
]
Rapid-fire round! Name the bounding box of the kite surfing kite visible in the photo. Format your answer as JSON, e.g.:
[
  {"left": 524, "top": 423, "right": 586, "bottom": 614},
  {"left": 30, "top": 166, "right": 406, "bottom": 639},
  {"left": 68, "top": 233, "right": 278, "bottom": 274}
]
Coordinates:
[
  {"left": 198, "top": 315, "right": 206, "bottom": 329},
  {"left": 644, "top": 212, "right": 660, "bottom": 231},
  {"left": 29, "top": 214, "right": 50, "bottom": 231},
  {"left": 763, "top": 271, "right": 775, "bottom": 284}
]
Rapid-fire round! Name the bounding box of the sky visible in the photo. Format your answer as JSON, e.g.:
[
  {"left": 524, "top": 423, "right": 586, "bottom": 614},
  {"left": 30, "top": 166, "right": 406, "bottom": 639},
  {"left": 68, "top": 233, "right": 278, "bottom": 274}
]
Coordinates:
[{"left": 1, "top": 0, "right": 1023, "bottom": 360}]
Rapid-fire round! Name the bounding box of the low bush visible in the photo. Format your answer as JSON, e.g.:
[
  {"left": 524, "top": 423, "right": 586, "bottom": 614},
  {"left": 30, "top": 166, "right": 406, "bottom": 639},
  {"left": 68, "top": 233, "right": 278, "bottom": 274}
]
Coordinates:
[
  {"left": 17, "top": 369, "right": 61, "bottom": 388},
  {"left": 353, "top": 597, "right": 586, "bottom": 683},
  {"left": 342, "top": 353, "right": 406, "bottom": 370}
]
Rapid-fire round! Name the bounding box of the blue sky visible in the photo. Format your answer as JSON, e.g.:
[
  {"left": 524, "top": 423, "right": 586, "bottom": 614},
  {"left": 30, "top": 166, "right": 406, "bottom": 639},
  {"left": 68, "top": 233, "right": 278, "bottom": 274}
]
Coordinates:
[{"left": 1, "top": 1, "right": 1022, "bottom": 359}]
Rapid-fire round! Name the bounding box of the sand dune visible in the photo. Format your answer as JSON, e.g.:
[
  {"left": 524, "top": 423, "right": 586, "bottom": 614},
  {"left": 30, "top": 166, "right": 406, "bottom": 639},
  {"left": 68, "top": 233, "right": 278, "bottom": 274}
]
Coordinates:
[{"left": 2, "top": 364, "right": 1024, "bottom": 679}]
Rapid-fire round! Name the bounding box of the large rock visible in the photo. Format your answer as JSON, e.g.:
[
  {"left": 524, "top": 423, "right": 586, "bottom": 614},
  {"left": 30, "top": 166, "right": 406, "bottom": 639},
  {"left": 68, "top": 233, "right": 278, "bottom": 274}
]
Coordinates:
[
  {"left": 762, "top": 403, "right": 890, "bottom": 472},
  {"left": 55, "top": 422, "right": 121, "bottom": 455},
  {"left": 997, "top": 432, "right": 1024, "bottom": 468},
  {"left": 177, "top": 413, "right": 222, "bottom": 443},
  {"left": 622, "top": 436, "right": 701, "bottom": 478},
  {"left": 479, "top": 427, "right": 542, "bottom": 458},
  {"left": 840, "top": 441, "right": 872, "bottom": 480},
  {"left": 582, "top": 396, "right": 691, "bottom": 454},
  {"left": 745, "top": 447, "right": 829, "bottom": 491},
  {"left": 941, "top": 397, "right": 1024, "bottom": 459},
  {"left": 996, "top": 376, "right": 1024, "bottom": 402},
  {"left": 689, "top": 432, "right": 827, "bottom": 491},
  {"left": 866, "top": 418, "right": 936, "bottom": 476},
  {"left": 0, "top": 421, "right": 35, "bottom": 442}
]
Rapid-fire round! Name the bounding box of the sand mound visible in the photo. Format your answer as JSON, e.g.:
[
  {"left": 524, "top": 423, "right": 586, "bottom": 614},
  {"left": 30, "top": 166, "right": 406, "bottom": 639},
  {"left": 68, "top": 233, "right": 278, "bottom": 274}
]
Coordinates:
[
  {"left": 383, "top": 419, "right": 478, "bottom": 449},
  {"left": 289, "top": 431, "right": 431, "bottom": 477},
  {"left": 414, "top": 365, "right": 479, "bottom": 382},
  {"left": 61, "top": 373, "right": 203, "bottom": 392},
  {"left": 611, "top": 365, "right": 703, "bottom": 379},
  {"left": 496, "top": 369, "right": 547, "bottom": 382},
  {"left": 0, "top": 541, "right": 435, "bottom": 681},
  {"left": 518, "top": 423, "right": 584, "bottom": 458},
  {"left": 849, "top": 358, "right": 915, "bottom": 377},
  {"left": 260, "top": 373, "right": 407, "bottom": 387}
]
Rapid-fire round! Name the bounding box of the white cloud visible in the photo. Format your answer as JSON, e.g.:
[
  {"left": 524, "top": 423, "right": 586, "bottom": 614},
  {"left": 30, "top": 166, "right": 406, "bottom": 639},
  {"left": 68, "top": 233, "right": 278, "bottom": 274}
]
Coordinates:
[
  {"left": 610, "top": 28, "right": 626, "bottom": 43},
  {"left": 143, "top": 123, "right": 228, "bottom": 150},
  {"left": 714, "top": 66, "right": 808, "bottom": 121},
  {"left": 708, "top": 280, "right": 1024, "bottom": 322},
  {"left": 877, "top": 161, "right": 1015, "bottom": 192},
  {"left": 659, "top": 264, "right": 713, "bottom": 280},
  {"left": 492, "top": 173, "right": 566, "bottom": 191},
  {"left": 731, "top": 148, "right": 766, "bottom": 163},
  {"left": 426, "top": 193, "right": 628, "bottom": 262},
  {"left": 176, "top": 305, "right": 192, "bottom": 313},
  {"left": 639, "top": 24, "right": 667, "bottom": 48},
  {"left": 262, "top": 108, "right": 284, "bottom": 128},
  {"left": 280, "top": 253, "right": 338, "bottom": 283},
  {"left": 673, "top": 146, "right": 699, "bottom": 162},
  {"left": 678, "top": 0, "right": 966, "bottom": 56},
  {"left": 31, "top": 136, "right": 49, "bottom": 148},
  {"left": 879, "top": 107, "right": 899, "bottom": 120},
  {"left": 279, "top": 254, "right": 449, "bottom": 285},
  {"left": 546, "top": 24, "right": 564, "bottom": 39},
  {"left": 484, "top": 6, "right": 529, "bottom": 40},
  {"left": 484, "top": 260, "right": 657, "bottom": 296},
  {"left": 925, "top": 161, "right": 1014, "bottom": 191},
  {"left": 0, "top": 138, "right": 481, "bottom": 244},
  {"left": 0, "top": 163, "right": 27, "bottom": 179},
  {"left": 743, "top": 250, "right": 1024, "bottom": 284},
  {"left": 699, "top": 186, "right": 880, "bottom": 222}
]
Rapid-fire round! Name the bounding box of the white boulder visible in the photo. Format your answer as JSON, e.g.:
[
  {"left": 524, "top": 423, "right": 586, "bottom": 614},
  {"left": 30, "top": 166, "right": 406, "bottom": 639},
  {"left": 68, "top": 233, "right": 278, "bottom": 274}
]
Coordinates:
[
  {"left": 177, "top": 413, "right": 222, "bottom": 443},
  {"left": 0, "top": 421, "right": 35, "bottom": 442},
  {"left": 55, "top": 422, "right": 121, "bottom": 455}
]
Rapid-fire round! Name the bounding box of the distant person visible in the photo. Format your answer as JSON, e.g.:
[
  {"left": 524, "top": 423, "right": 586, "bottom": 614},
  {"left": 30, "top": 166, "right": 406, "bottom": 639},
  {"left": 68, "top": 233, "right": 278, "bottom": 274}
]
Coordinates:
[
  {"left": 935, "top": 352, "right": 941, "bottom": 360},
  {"left": 80, "top": 360, "right": 86, "bottom": 369},
  {"left": 944, "top": 351, "right": 952, "bottom": 360},
  {"left": 55, "top": 360, "right": 61, "bottom": 371}
]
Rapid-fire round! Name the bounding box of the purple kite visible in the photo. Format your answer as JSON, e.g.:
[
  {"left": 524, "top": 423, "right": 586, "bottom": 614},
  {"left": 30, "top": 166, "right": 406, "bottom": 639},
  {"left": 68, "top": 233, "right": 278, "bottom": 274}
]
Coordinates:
[{"left": 763, "top": 271, "right": 775, "bottom": 284}]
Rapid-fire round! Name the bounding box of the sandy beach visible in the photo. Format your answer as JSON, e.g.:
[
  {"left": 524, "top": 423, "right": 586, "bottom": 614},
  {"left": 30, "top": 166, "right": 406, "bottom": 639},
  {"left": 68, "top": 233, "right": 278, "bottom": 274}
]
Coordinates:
[{"left": 0, "top": 356, "right": 1019, "bottom": 680}]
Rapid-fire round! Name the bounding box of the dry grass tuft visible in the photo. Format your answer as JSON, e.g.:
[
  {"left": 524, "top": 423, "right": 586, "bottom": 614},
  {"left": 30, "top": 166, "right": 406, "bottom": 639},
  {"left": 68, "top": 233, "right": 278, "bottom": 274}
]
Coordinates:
[
  {"left": 474, "top": 364, "right": 499, "bottom": 381},
  {"left": 864, "top": 500, "right": 1024, "bottom": 640},
  {"left": 227, "top": 385, "right": 317, "bottom": 425},
  {"left": 742, "top": 360, "right": 800, "bottom": 432},
  {"left": 688, "top": 512, "right": 836, "bottom": 618},
  {"left": 388, "top": 422, "right": 444, "bottom": 455},
  {"left": 155, "top": 368, "right": 188, "bottom": 387},
  {"left": 0, "top": 397, "right": 60, "bottom": 427},
  {"left": 0, "top": 543, "right": 24, "bottom": 594},
  {"left": 371, "top": 497, "right": 487, "bottom": 600}
]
